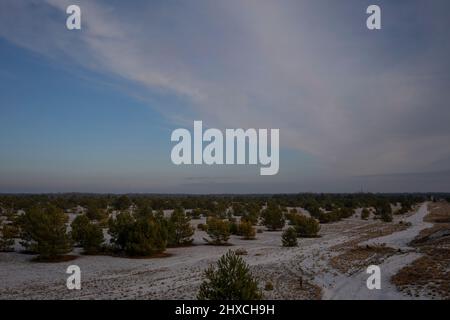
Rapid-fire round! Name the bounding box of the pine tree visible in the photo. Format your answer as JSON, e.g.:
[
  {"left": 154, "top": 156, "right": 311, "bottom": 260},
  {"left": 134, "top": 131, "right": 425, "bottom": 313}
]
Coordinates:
[
  {"left": 378, "top": 202, "right": 393, "bottom": 222},
  {"left": 19, "top": 205, "right": 72, "bottom": 260},
  {"left": 203, "top": 217, "right": 230, "bottom": 245},
  {"left": 361, "top": 208, "right": 370, "bottom": 220},
  {"left": 168, "top": 208, "right": 194, "bottom": 246},
  {"left": 197, "top": 250, "right": 262, "bottom": 300},
  {"left": 85, "top": 204, "right": 108, "bottom": 221},
  {"left": 282, "top": 227, "right": 298, "bottom": 247},
  {"left": 114, "top": 195, "right": 132, "bottom": 211},
  {"left": 71, "top": 214, "right": 104, "bottom": 254},
  {"left": 108, "top": 212, "right": 168, "bottom": 256},
  {"left": 261, "top": 203, "right": 285, "bottom": 231},
  {"left": 381, "top": 210, "right": 393, "bottom": 222},
  {"left": 0, "top": 221, "right": 15, "bottom": 252}
]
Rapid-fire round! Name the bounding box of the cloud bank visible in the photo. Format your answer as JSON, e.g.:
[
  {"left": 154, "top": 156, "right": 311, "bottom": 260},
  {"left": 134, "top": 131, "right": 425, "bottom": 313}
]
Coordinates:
[{"left": 1, "top": 0, "right": 449, "bottom": 192}]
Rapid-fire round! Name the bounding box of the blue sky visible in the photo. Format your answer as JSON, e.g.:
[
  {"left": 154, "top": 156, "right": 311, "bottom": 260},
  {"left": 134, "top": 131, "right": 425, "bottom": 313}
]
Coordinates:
[{"left": 0, "top": 0, "right": 450, "bottom": 193}]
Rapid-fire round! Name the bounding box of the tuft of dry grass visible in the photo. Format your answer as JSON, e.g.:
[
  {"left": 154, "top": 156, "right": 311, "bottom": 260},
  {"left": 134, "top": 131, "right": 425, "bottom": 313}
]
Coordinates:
[{"left": 235, "top": 248, "right": 248, "bottom": 255}]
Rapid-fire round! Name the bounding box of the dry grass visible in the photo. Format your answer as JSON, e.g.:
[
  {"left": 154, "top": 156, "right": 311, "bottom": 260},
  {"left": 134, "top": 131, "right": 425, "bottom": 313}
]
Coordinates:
[
  {"left": 391, "top": 248, "right": 450, "bottom": 299},
  {"left": 253, "top": 264, "right": 323, "bottom": 300},
  {"left": 425, "top": 201, "right": 450, "bottom": 223},
  {"left": 329, "top": 220, "right": 408, "bottom": 276},
  {"left": 411, "top": 224, "right": 450, "bottom": 247},
  {"left": 330, "top": 245, "right": 397, "bottom": 275},
  {"left": 331, "top": 222, "right": 408, "bottom": 252},
  {"left": 412, "top": 201, "right": 450, "bottom": 248}
]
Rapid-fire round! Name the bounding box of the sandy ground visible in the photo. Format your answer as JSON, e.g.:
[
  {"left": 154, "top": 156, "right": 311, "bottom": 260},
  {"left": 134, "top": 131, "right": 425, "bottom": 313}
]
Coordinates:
[{"left": 0, "top": 203, "right": 441, "bottom": 300}]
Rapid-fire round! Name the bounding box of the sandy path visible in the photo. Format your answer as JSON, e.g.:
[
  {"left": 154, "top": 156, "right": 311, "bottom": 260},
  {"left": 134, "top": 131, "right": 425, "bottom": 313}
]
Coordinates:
[
  {"left": 322, "top": 203, "right": 430, "bottom": 300},
  {"left": 362, "top": 203, "right": 432, "bottom": 249}
]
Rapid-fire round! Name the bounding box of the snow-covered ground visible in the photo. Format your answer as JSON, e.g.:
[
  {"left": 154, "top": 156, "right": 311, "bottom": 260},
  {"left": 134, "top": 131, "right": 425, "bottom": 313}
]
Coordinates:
[{"left": 0, "top": 203, "right": 439, "bottom": 300}]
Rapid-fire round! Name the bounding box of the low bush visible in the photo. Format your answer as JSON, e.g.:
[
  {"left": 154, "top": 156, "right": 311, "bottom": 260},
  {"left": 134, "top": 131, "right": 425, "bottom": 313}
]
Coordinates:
[
  {"left": 239, "top": 220, "right": 256, "bottom": 240},
  {"left": 292, "top": 215, "right": 320, "bottom": 237},
  {"left": 264, "top": 281, "right": 274, "bottom": 291},
  {"left": 361, "top": 208, "right": 370, "bottom": 220},
  {"left": 197, "top": 223, "right": 207, "bottom": 231}
]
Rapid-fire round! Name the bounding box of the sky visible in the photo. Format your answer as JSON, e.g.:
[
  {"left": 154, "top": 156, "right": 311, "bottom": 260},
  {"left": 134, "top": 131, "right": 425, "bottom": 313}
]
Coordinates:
[{"left": 0, "top": 0, "right": 449, "bottom": 193}]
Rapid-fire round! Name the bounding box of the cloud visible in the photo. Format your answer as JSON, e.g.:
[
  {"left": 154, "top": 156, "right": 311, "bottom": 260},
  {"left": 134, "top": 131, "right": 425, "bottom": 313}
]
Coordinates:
[{"left": 1, "top": 0, "right": 450, "bottom": 182}]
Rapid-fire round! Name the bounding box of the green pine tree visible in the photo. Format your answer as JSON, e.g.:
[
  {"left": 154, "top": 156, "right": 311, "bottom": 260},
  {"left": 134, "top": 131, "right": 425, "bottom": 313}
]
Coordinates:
[
  {"left": 168, "top": 208, "right": 194, "bottom": 246},
  {"left": 261, "top": 203, "right": 285, "bottom": 231},
  {"left": 20, "top": 205, "right": 72, "bottom": 260},
  {"left": 282, "top": 227, "right": 298, "bottom": 247},
  {"left": 203, "top": 217, "right": 230, "bottom": 245},
  {"left": 0, "top": 221, "right": 16, "bottom": 252},
  {"left": 197, "top": 250, "right": 262, "bottom": 300},
  {"left": 71, "top": 214, "right": 104, "bottom": 254},
  {"left": 108, "top": 212, "right": 167, "bottom": 256}
]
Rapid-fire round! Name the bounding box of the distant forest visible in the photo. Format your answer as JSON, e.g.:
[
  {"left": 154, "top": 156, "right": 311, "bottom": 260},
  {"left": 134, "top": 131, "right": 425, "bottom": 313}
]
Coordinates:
[{"left": 0, "top": 192, "right": 447, "bottom": 212}]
